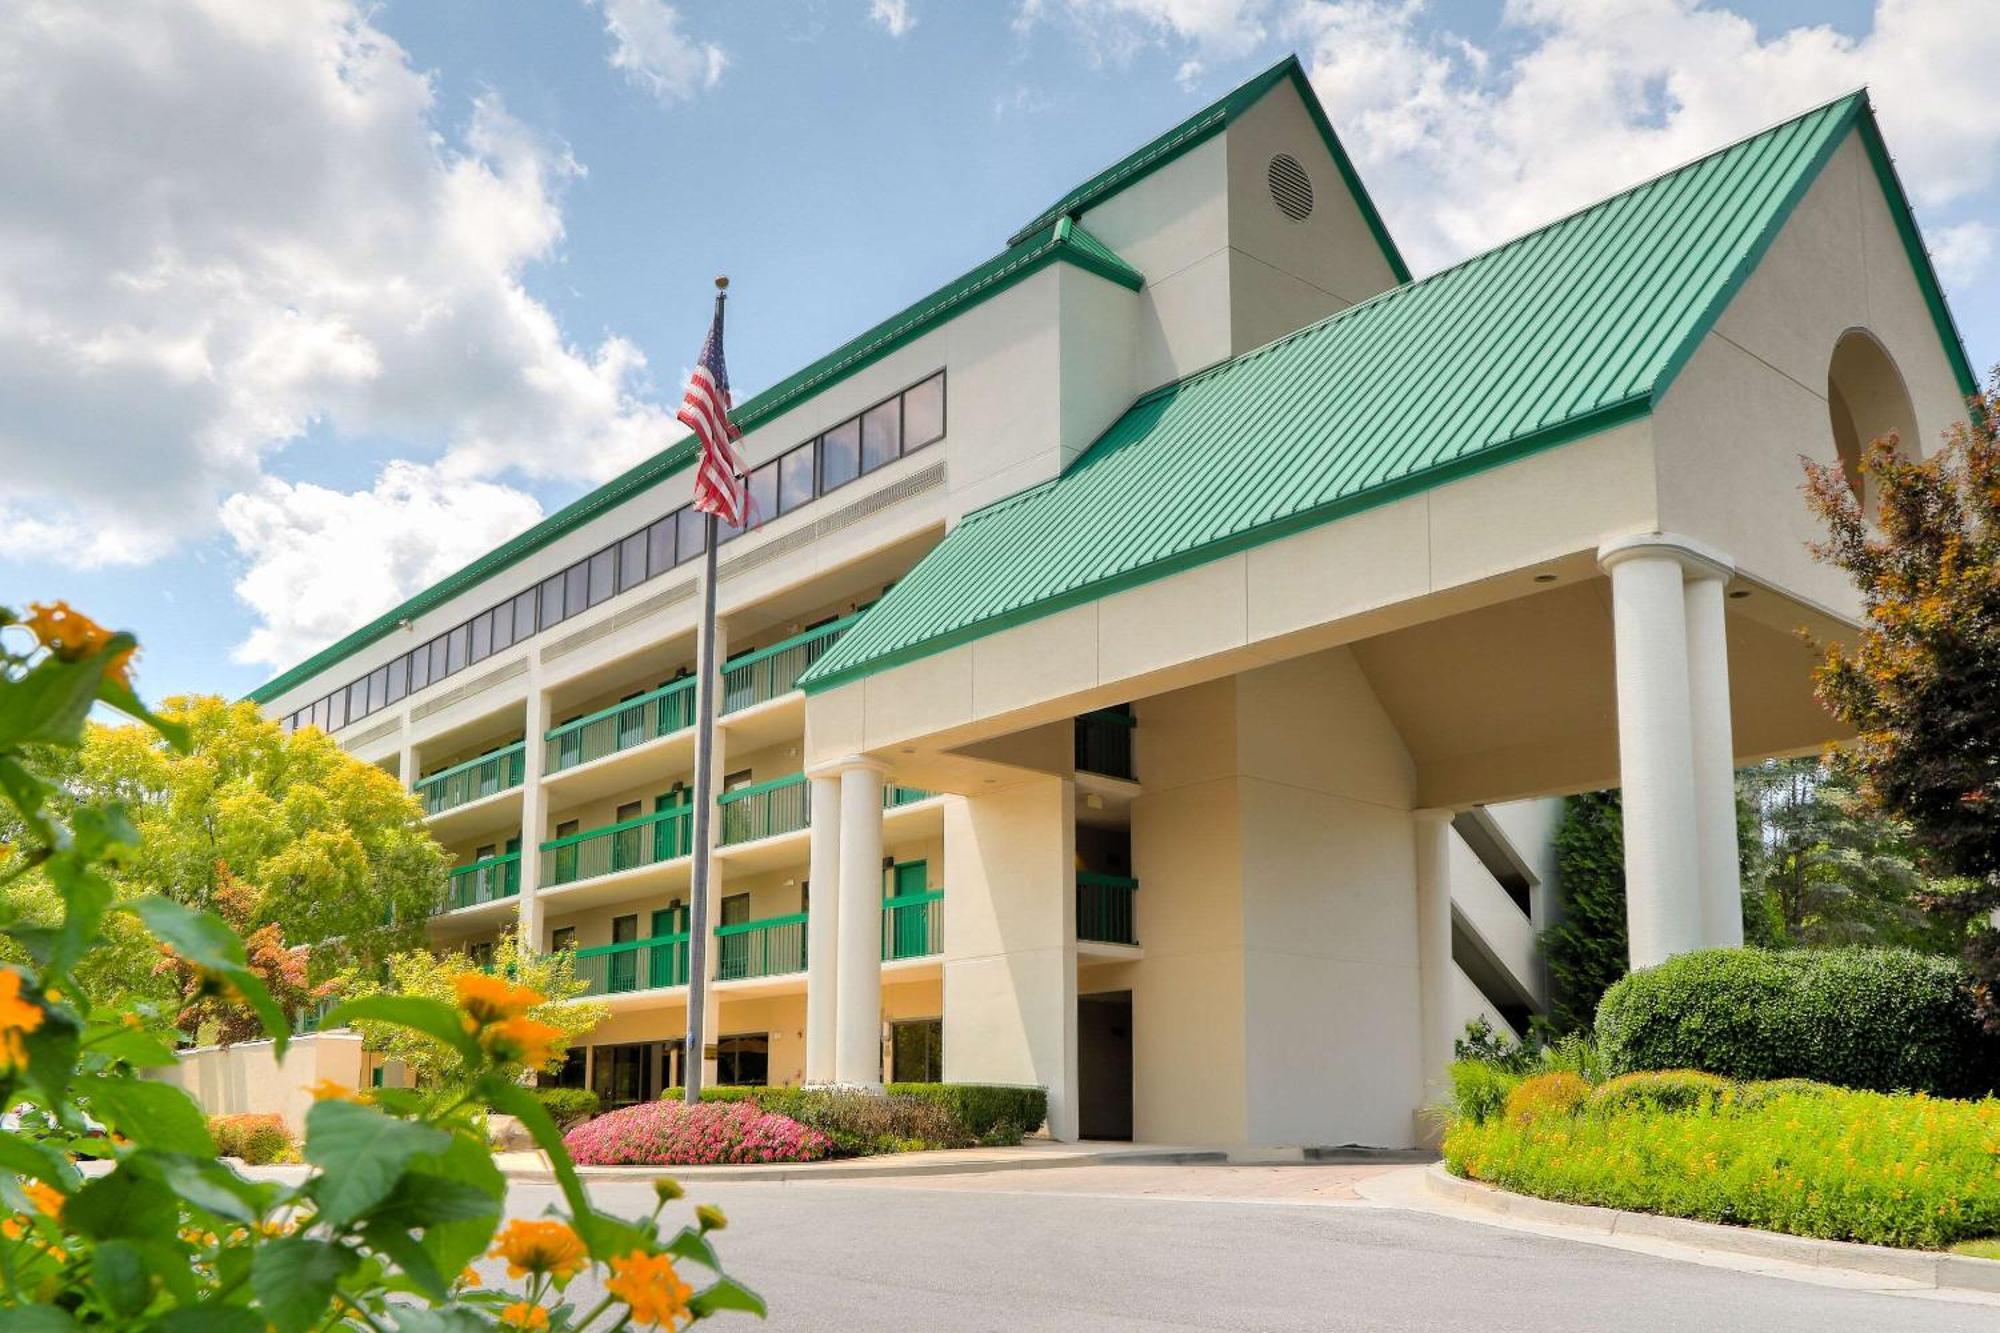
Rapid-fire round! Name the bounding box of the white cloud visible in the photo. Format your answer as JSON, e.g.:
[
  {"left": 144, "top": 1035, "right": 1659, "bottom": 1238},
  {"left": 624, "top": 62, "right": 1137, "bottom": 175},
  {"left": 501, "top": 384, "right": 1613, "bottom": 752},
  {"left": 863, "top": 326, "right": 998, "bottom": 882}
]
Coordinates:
[
  {"left": 0, "top": 0, "right": 679, "bottom": 667},
  {"left": 1016, "top": 0, "right": 1271, "bottom": 61},
  {"left": 221, "top": 462, "right": 545, "bottom": 669},
  {"left": 591, "top": 0, "right": 727, "bottom": 103},
  {"left": 1931, "top": 221, "right": 1995, "bottom": 289},
  {"left": 871, "top": 0, "right": 916, "bottom": 38}
]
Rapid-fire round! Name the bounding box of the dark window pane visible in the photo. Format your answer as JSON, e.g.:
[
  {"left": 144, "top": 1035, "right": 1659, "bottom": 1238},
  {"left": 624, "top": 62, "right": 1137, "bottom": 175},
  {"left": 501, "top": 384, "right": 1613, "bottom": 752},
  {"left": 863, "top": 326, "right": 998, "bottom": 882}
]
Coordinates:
[
  {"left": 618, "top": 531, "right": 648, "bottom": 591},
  {"left": 366, "top": 666, "right": 389, "bottom": 712},
  {"left": 587, "top": 547, "right": 616, "bottom": 606},
  {"left": 647, "top": 517, "right": 674, "bottom": 574},
  {"left": 445, "top": 625, "right": 468, "bottom": 674},
  {"left": 469, "top": 612, "right": 492, "bottom": 662},
  {"left": 407, "top": 647, "right": 429, "bottom": 693},
  {"left": 747, "top": 463, "right": 778, "bottom": 528},
  {"left": 326, "top": 689, "right": 347, "bottom": 732},
  {"left": 820, "top": 420, "right": 860, "bottom": 491},
  {"left": 385, "top": 657, "right": 406, "bottom": 704},
  {"left": 490, "top": 603, "right": 513, "bottom": 653},
  {"left": 513, "top": 589, "right": 537, "bottom": 641},
  {"left": 428, "top": 637, "right": 448, "bottom": 681},
  {"left": 347, "top": 679, "right": 369, "bottom": 719},
  {"left": 539, "top": 574, "right": 566, "bottom": 629},
  {"left": 861, "top": 399, "right": 901, "bottom": 472},
  {"left": 904, "top": 373, "right": 944, "bottom": 447},
  {"left": 676, "top": 507, "right": 706, "bottom": 562},
  {"left": 564, "top": 562, "right": 589, "bottom": 616},
  {"left": 779, "top": 444, "right": 814, "bottom": 513}
]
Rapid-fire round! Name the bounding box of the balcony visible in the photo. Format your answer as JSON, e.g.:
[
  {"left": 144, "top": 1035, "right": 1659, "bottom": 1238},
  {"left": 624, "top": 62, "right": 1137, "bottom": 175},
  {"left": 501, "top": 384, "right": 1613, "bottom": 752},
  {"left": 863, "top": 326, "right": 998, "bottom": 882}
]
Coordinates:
[
  {"left": 1077, "top": 872, "right": 1138, "bottom": 947},
  {"left": 442, "top": 851, "right": 520, "bottom": 912},
  {"left": 721, "top": 614, "right": 861, "bottom": 717},
  {"left": 1075, "top": 709, "right": 1136, "bottom": 781},
  {"left": 416, "top": 742, "right": 527, "bottom": 816},
  {"left": 881, "top": 889, "right": 942, "bottom": 961},
  {"left": 570, "top": 928, "right": 691, "bottom": 998},
  {"left": 544, "top": 677, "right": 696, "bottom": 776},
  {"left": 716, "top": 912, "right": 807, "bottom": 980},
  {"left": 718, "top": 774, "right": 809, "bottom": 846},
  {"left": 540, "top": 802, "right": 694, "bottom": 889},
  {"left": 883, "top": 784, "right": 934, "bottom": 810}
]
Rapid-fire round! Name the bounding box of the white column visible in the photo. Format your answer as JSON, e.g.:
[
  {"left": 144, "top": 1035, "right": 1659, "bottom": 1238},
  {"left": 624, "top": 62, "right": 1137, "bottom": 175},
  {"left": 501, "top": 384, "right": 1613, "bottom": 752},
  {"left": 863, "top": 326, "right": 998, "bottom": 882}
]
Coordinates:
[
  {"left": 516, "top": 678, "right": 550, "bottom": 954},
  {"left": 1598, "top": 535, "right": 1727, "bottom": 968},
  {"left": 803, "top": 773, "right": 843, "bottom": 1085},
  {"left": 1412, "top": 809, "right": 1456, "bottom": 1119},
  {"left": 833, "top": 758, "right": 887, "bottom": 1088},
  {"left": 692, "top": 615, "right": 728, "bottom": 1093},
  {"left": 1684, "top": 568, "right": 1743, "bottom": 948}
]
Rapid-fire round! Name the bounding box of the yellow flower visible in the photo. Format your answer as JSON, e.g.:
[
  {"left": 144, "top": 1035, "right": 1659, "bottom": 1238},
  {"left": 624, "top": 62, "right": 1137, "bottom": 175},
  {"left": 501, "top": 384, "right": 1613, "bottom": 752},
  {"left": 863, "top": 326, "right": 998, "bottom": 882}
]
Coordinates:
[
  {"left": 695, "top": 1204, "right": 726, "bottom": 1233},
  {"left": 480, "top": 1016, "right": 564, "bottom": 1069},
  {"left": 22, "top": 602, "right": 134, "bottom": 685},
  {"left": 606, "top": 1250, "right": 693, "bottom": 1328},
  {"left": 454, "top": 973, "right": 544, "bottom": 1029},
  {"left": 457, "top": 1266, "right": 481, "bottom": 1288},
  {"left": 307, "top": 1079, "right": 357, "bottom": 1102},
  {"left": 489, "top": 1218, "right": 587, "bottom": 1281},
  {"left": 0, "top": 969, "right": 46, "bottom": 1074},
  {"left": 500, "top": 1302, "right": 550, "bottom": 1331},
  {"left": 22, "top": 1181, "right": 62, "bottom": 1220}
]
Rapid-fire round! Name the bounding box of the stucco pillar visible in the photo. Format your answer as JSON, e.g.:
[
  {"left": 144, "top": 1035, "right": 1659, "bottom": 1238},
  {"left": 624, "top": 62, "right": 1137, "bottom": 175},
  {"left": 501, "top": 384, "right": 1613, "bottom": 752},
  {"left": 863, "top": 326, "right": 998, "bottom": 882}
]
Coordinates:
[
  {"left": 803, "top": 773, "right": 843, "bottom": 1084},
  {"left": 1684, "top": 567, "right": 1744, "bottom": 949},
  {"left": 834, "top": 759, "right": 887, "bottom": 1087},
  {"left": 1412, "top": 809, "right": 1456, "bottom": 1120},
  {"left": 516, "top": 677, "right": 550, "bottom": 953},
  {"left": 1598, "top": 534, "right": 1726, "bottom": 968}
]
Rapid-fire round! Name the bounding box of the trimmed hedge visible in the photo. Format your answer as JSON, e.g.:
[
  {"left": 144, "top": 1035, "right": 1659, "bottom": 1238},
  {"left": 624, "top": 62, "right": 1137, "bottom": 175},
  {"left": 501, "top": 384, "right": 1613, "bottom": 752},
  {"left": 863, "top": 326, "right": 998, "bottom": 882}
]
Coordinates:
[
  {"left": 532, "top": 1086, "right": 601, "bottom": 1130},
  {"left": 209, "top": 1113, "right": 294, "bottom": 1165},
  {"left": 1596, "top": 947, "right": 2000, "bottom": 1099},
  {"left": 885, "top": 1083, "right": 1047, "bottom": 1142},
  {"left": 658, "top": 1083, "right": 1048, "bottom": 1150}
]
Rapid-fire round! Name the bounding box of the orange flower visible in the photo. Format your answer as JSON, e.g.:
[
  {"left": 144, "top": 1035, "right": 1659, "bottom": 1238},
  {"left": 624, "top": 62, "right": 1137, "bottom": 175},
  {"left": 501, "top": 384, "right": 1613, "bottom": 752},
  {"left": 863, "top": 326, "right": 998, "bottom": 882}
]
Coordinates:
[
  {"left": 489, "top": 1218, "right": 586, "bottom": 1281},
  {"left": 22, "top": 1181, "right": 63, "bottom": 1220},
  {"left": 0, "top": 969, "right": 45, "bottom": 1074},
  {"left": 499, "top": 1302, "right": 549, "bottom": 1330},
  {"left": 606, "top": 1250, "right": 693, "bottom": 1328},
  {"left": 457, "top": 1266, "right": 481, "bottom": 1288},
  {"left": 22, "top": 602, "right": 134, "bottom": 685},
  {"left": 454, "top": 973, "right": 544, "bottom": 1029},
  {"left": 307, "top": 1079, "right": 357, "bottom": 1102},
  {"left": 480, "top": 1015, "right": 564, "bottom": 1068}
]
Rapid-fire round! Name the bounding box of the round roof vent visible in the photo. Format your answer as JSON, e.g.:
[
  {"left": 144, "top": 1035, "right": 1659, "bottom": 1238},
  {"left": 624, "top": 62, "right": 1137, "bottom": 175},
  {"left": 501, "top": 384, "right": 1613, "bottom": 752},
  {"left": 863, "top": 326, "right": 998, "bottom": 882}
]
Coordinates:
[{"left": 1268, "top": 153, "right": 1314, "bottom": 221}]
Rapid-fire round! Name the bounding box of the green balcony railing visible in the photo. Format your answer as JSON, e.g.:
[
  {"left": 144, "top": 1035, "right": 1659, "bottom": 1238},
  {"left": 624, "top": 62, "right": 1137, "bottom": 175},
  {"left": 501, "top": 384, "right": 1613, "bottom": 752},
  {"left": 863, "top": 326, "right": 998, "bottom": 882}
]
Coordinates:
[
  {"left": 416, "top": 742, "right": 527, "bottom": 816},
  {"left": 568, "top": 926, "right": 691, "bottom": 997},
  {"left": 721, "top": 613, "right": 862, "bottom": 715},
  {"left": 1077, "top": 872, "right": 1138, "bottom": 946},
  {"left": 718, "top": 773, "right": 809, "bottom": 846},
  {"left": 442, "top": 851, "right": 521, "bottom": 911},
  {"left": 881, "top": 890, "right": 942, "bottom": 961},
  {"left": 1075, "top": 708, "right": 1136, "bottom": 781},
  {"left": 716, "top": 912, "right": 808, "bottom": 980},
  {"left": 883, "top": 784, "right": 934, "bottom": 809},
  {"left": 540, "top": 802, "right": 694, "bottom": 887},
  {"left": 544, "top": 677, "right": 697, "bottom": 775}
]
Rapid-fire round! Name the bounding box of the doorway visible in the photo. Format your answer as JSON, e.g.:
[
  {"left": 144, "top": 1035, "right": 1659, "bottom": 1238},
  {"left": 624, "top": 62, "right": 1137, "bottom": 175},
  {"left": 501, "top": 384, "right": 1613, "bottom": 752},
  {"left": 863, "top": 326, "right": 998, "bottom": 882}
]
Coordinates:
[{"left": 1078, "top": 991, "right": 1133, "bottom": 1141}]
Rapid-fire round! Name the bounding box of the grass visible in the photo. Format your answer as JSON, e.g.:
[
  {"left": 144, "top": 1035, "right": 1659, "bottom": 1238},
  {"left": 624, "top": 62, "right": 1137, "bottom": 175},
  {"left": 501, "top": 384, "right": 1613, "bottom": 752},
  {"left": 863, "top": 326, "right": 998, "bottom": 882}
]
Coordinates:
[{"left": 1950, "top": 1238, "right": 2000, "bottom": 1260}]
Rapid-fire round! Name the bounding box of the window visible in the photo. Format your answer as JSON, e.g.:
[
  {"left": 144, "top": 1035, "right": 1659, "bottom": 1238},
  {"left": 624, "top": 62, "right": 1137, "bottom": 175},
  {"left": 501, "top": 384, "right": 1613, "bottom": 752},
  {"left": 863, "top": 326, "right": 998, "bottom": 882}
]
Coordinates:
[
  {"left": 563, "top": 562, "right": 588, "bottom": 618},
  {"left": 819, "top": 419, "right": 861, "bottom": 492},
  {"left": 551, "top": 926, "right": 576, "bottom": 953},
  {"left": 676, "top": 507, "right": 706, "bottom": 562},
  {"left": 891, "top": 1018, "right": 943, "bottom": 1083},
  {"left": 490, "top": 603, "right": 514, "bottom": 654},
  {"left": 715, "top": 1034, "right": 769, "bottom": 1087},
  {"left": 428, "top": 636, "right": 449, "bottom": 683},
  {"left": 512, "top": 589, "right": 538, "bottom": 642},
  {"left": 747, "top": 462, "right": 778, "bottom": 528},
  {"left": 618, "top": 531, "right": 649, "bottom": 592},
  {"left": 539, "top": 574, "right": 566, "bottom": 630},
  {"left": 468, "top": 941, "right": 494, "bottom": 969},
  {"left": 861, "top": 398, "right": 901, "bottom": 473},
  {"left": 469, "top": 612, "right": 492, "bottom": 663},
  {"left": 406, "top": 648, "right": 429, "bottom": 694},
  {"left": 347, "top": 678, "right": 368, "bottom": 720},
  {"left": 647, "top": 516, "right": 675, "bottom": 575},
  {"left": 366, "top": 666, "right": 388, "bottom": 713},
  {"left": 904, "top": 372, "right": 944, "bottom": 448},
  {"left": 778, "top": 443, "right": 814, "bottom": 513},
  {"left": 587, "top": 546, "right": 616, "bottom": 606},
  {"left": 327, "top": 690, "right": 347, "bottom": 731},
  {"left": 445, "top": 624, "right": 468, "bottom": 674},
  {"left": 385, "top": 658, "right": 406, "bottom": 704},
  {"left": 550, "top": 1048, "right": 586, "bottom": 1089}
]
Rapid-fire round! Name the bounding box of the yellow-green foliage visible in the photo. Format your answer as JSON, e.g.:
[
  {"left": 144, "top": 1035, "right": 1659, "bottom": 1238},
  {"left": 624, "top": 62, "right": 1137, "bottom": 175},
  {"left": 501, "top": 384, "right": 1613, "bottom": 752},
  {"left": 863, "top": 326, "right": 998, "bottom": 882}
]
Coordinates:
[{"left": 1446, "top": 1077, "right": 2000, "bottom": 1249}]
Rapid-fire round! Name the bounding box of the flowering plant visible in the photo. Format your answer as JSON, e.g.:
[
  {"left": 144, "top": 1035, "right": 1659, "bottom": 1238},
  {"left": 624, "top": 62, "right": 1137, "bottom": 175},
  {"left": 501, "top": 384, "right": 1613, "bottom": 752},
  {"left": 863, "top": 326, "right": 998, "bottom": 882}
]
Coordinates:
[
  {"left": 564, "top": 1100, "right": 833, "bottom": 1167},
  {"left": 0, "top": 602, "right": 763, "bottom": 1328}
]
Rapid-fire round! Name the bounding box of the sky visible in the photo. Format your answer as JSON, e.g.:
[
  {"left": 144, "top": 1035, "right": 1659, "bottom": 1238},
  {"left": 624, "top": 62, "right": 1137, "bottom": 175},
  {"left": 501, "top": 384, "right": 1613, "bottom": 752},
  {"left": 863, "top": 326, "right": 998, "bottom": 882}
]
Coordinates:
[{"left": 2, "top": 0, "right": 1995, "bottom": 704}]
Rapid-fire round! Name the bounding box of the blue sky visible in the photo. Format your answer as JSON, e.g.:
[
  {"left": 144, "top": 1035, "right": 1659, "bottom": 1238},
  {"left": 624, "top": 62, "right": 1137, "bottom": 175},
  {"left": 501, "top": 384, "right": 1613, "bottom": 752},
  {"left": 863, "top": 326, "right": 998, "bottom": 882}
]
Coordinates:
[{"left": 2, "top": 0, "right": 1992, "bottom": 706}]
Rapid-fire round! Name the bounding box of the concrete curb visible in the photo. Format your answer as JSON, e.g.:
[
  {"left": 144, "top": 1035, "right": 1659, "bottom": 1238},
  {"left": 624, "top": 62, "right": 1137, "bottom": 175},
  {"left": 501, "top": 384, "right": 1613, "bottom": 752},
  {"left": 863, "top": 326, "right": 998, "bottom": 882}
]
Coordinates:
[
  {"left": 503, "top": 1146, "right": 1227, "bottom": 1185},
  {"left": 1423, "top": 1164, "right": 2000, "bottom": 1294}
]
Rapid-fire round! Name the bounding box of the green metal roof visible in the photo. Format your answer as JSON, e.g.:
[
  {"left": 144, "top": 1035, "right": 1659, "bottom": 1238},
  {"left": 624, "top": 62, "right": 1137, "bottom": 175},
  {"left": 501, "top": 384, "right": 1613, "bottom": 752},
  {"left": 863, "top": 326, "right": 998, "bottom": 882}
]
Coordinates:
[
  {"left": 802, "top": 91, "right": 1974, "bottom": 693},
  {"left": 245, "top": 216, "right": 1142, "bottom": 705},
  {"left": 1009, "top": 54, "right": 1413, "bottom": 285}
]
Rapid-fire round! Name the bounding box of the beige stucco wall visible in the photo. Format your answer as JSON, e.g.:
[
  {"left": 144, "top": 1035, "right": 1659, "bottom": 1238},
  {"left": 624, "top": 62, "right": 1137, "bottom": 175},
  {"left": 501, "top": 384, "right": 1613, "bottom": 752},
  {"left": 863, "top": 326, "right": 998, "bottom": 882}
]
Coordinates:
[{"left": 159, "top": 1032, "right": 368, "bottom": 1136}]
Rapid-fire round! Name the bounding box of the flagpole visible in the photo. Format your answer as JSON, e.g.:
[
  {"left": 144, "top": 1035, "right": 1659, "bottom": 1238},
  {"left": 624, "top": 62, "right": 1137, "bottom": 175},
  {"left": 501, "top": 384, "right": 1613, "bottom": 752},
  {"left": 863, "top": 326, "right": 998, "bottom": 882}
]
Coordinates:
[{"left": 683, "top": 276, "right": 728, "bottom": 1106}]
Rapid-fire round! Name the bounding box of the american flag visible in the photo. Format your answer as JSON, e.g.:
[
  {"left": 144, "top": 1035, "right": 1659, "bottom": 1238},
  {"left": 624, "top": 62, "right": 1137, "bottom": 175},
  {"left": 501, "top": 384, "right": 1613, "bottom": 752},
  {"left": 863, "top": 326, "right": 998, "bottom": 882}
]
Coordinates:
[{"left": 679, "top": 292, "right": 748, "bottom": 527}]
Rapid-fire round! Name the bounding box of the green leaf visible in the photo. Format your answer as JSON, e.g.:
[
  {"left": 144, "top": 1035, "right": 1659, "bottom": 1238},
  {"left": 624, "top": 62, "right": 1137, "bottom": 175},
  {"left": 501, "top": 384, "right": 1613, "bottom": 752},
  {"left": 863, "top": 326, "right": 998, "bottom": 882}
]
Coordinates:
[
  {"left": 117, "top": 898, "right": 289, "bottom": 1055},
  {"left": 134, "top": 1151, "right": 273, "bottom": 1225},
  {"left": 662, "top": 1225, "right": 720, "bottom": 1271},
  {"left": 62, "top": 1166, "right": 177, "bottom": 1242},
  {"left": 407, "top": 1131, "right": 503, "bottom": 1284},
  {"left": 322, "top": 995, "right": 481, "bottom": 1066},
  {"left": 689, "top": 1276, "right": 767, "bottom": 1318},
  {"left": 0, "top": 649, "right": 113, "bottom": 749},
  {"left": 0, "top": 1127, "right": 82, "bottom": 1189},
  {"left": 90, "top": 1240, "right": 152, "bottom": 1318},
  {"left": 476, "top": 1074, "right": 605, "bottom": 1255},
  {"left": 81, "top": 1022, "right": 180, "bottom": 1069},
  {"left": 303, "top": 1099, "right": 450, "bottom": 1229},
  {"left": 360, "top": 1219, "right": 448, "bottom": 1302},
  {"left": 0, "top": 1307, "right": 81, "bottom": 1332},
  {"left": 386, "top": 1310, "right": 488, "bottom": 1333},
  {"left": 95, "top": 674, "right": 189, "bottom": 751},
  {"left": 16, "top": 983, "right": 80, "bottom": 1105},
  {"left": 84, "top": 1076, "right": 215, "bottom": 1156},
  {"left": 251, "top": 1236, "right": 358, "bottom": 1333},
  {"left": 151, "top": 1309, "right": 264, "bottom": 1333}
]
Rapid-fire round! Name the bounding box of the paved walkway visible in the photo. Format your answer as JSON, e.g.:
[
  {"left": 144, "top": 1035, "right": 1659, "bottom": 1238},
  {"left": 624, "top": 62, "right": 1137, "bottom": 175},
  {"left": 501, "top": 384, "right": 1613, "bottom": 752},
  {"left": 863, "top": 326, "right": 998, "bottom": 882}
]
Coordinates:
[{"left": 493, "top": 1139, "right": 1223, "bottom": 1182}]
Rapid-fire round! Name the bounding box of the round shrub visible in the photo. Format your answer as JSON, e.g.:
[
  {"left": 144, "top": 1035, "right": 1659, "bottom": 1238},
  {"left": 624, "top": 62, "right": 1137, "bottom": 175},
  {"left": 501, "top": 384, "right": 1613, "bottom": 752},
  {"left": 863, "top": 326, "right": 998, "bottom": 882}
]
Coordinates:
[
  {"left": 1448, "top": 1059, "right": 1521, "bottom": 1127},
  {"left": 1589, "top": 1070, "right": 1730, "bottom": 1117},
  {"left": 1504, "top": 1071, "right": 1589, "bottom": 1126},
  {"left": 531, "top": 1086, "right": 601, "bottom": 1130},
  {"left": 562, "top": 1099, "right": 831, "bottom": 1166},
  {"left": 209, "top": 1113, "right": 295, "bottom": 1165},
  {"left": 1596, "top": 947, "right": 2000, "bottom": 1098}
]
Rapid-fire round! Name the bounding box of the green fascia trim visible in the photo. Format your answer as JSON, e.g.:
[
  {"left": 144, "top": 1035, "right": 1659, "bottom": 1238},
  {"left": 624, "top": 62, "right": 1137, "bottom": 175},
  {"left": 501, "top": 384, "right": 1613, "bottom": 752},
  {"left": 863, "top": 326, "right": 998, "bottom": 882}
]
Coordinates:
[
  {"left": 714, "top": 911, "right": 810, "bottom": 936},
  {"left": 716, "top": 771, "right": 808, "bottom": 804},
  {"left": 539, "top": 800, "right": 692, "bottom": 852},
  {"left": 1007, "top": 54, "right": 1413, "bottom": 286},
  {"left": 246, "top": 223, "right": 1144, "bottom": 708},
  {"left": 882, "top": 890, "right": 944, "bottom": 907},
  {"left": 799, "top": 397, "right": 1650, "bottom": 694},
  {"left": 545, "top": 676, "right": 695, "bottom": 741},
  {"left": 1075, "top": 872, "right": 1139, "bottom": 889},
  {"left": 573, "top": 932, "right": 689, "bottom": 959},
  {"left": 414, "top": 740, "right": 526, "bottom": 789},
  {"left": 721, "top": 610, "right": 867, "bottom": 674}
]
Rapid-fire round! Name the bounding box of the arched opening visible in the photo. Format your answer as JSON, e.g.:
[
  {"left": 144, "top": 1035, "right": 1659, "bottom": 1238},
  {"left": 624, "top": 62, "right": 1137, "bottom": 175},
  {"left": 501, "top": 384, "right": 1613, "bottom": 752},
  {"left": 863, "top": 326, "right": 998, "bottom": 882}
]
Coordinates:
[{"left": 1827, "top": 330, "right": 1919, "bottom": 515}]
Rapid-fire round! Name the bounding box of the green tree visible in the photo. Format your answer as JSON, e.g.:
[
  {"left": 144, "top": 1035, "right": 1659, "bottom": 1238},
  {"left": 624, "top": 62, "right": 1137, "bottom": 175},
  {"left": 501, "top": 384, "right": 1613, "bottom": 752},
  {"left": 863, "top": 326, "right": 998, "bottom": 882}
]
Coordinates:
[
  {"left": 1539, "top": 791, "right": 1627, "bottom": 1035},
  {"left": 1804, "top": 373, "right": 2000, "bottom": 1018},
  {"left": 333, "top": 931, "right": 608, "bottom": 1088}
]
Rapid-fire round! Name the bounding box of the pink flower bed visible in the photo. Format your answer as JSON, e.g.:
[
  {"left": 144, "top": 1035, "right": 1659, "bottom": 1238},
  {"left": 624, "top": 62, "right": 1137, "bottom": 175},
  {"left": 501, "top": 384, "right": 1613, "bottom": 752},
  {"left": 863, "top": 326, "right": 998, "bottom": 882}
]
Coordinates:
[{"left": 562, "top": 1098, "right": 833, "bottom": 1166}]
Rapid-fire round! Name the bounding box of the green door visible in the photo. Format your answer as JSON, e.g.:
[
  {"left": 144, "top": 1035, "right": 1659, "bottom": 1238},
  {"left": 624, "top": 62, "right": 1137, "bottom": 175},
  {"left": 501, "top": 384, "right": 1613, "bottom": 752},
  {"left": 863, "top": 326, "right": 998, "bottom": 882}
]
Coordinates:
[
  {"left": 887, "top": 861, "right": 930, "bottom": 960},
  {"left": 717, "top": 893, "right": 750, "bottom": 979},
  {"left": 608, "top": 914, "right": 638, "bottom": 993},
  {"left": 654, "top": 791, "right": 690, "bottom": 861},
  {"left": 649, "top": 905, "right": 686, "bottom": 989}
]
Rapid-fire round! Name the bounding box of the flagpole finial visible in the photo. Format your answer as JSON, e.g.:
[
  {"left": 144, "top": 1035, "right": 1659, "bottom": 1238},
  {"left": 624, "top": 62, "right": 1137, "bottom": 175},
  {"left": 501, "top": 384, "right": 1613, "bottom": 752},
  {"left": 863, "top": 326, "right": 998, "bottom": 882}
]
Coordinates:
[{"left": 713, "top": 275, "right": 729, "bottom": 291}]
